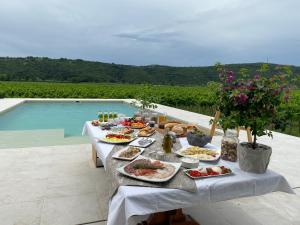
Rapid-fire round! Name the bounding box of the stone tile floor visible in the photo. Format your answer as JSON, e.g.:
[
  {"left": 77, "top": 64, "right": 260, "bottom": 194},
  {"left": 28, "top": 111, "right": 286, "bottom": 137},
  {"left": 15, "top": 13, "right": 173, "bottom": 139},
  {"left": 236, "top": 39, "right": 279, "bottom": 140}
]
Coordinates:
[{"left": 0, "top": 143, "right": 299, "bottom": 225}]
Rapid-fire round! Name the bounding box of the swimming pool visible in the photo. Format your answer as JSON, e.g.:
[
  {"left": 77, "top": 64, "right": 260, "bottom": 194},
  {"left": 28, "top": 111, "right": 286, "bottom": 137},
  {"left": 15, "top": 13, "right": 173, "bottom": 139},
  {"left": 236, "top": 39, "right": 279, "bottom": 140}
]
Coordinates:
[{"left": 0, "top": 101, "right": 137, "bottom": 136}]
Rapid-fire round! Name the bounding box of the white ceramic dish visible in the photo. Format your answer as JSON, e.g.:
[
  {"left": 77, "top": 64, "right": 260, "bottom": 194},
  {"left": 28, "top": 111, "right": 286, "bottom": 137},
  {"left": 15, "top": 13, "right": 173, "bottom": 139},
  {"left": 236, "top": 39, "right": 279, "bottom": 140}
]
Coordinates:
[
  {"left": 175, "top": 146, "right": 221, "bottom": 162},
  {"left": 138, "top": 130, "right": 156, "bottom": 137},
  {"left": 117, "top": 155, "right": 182, "bottom": 183},
  {"left": 184, "top": 166, "right": 233, "bottom": 179},
  {"left": 129, "top": 137, "right": 156, "bottom": 148},
  {"left": 112, "top": 146, "right": 145, "bottom": 161},
  {"left": 98, "top": 134, "right": 136, "bottom": 144},
  {"left": 180, "top": 157, "right": 199, "bottom": 169}
]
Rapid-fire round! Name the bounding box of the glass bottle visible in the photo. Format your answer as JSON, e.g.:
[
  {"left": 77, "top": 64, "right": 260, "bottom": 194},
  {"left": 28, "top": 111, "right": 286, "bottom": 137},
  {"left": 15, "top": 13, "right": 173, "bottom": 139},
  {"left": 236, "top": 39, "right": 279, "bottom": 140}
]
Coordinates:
[
  {"left": 103, "top": 112, "right": 108, "bottom": 122},
  {"left": 162, "top": 129, "right": 173, "bottom": 154},
  {"left": 109, "top": 112, "right": 113, "bottom": 120},
  {"left": 113, "top": 112, "right": 118, "bottom": 119},
  {"left": 221, "top": 129, "right": 239, "bottom": 162},
  {"left": 98, "top": 112, "right": 103, "bottom": 122}
]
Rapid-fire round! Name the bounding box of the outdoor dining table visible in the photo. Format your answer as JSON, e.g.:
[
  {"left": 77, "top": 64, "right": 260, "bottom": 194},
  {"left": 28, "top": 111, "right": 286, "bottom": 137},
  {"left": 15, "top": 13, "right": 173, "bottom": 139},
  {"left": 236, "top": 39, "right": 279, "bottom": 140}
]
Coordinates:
[{"left": 82, "top": 121, "right": 294, "bottom": 225}]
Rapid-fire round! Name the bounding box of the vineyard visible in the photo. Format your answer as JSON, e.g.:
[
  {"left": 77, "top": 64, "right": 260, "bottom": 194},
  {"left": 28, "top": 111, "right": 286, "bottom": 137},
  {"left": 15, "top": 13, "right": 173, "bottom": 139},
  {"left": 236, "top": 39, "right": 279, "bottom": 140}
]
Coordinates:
[{"left": 0, "top": 81, "right": 299, "bottom": 137}]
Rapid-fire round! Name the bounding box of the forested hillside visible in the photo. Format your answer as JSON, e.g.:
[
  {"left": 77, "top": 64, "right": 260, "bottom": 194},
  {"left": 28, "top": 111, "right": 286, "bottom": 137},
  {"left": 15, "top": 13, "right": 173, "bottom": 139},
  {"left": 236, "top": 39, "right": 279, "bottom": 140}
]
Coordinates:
[{"left": 1, "top": 57, "right": 299, "bottom": 85}]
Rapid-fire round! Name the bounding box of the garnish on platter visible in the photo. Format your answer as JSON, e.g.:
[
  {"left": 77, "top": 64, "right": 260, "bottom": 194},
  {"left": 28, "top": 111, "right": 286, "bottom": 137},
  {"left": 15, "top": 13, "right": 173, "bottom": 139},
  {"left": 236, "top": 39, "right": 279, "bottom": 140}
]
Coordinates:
[
  {"left": 138, "top": 127, "right": 156, "bottom": 137},
  {"left": 175, "top": 146, "right": 221, "bottom": 161},
  {"left": 117, "top": 156, "right": 181, "bottom": 182},
  {"left": 112, "top": 146, "right": 144, "bottom": 160},
  {"left": 99, "top": 133, "right": 135, "bottom": 144},
  {"left": 184, "top": 166, "right": 232, "bottom": 179}
]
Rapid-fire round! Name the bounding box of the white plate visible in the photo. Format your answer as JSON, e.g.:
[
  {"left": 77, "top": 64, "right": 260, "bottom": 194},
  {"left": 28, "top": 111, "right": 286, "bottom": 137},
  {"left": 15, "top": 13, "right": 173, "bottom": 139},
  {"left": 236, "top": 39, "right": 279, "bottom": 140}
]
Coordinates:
[
  {"left": 175, "top": 146, "right": 221, "bottom": 162},
  {"left": 117, "top": 155, "right": 182, "bottom": 183},
  {"left": 129, "top": 137, "right": 156, "bottom": 148},
  {"left": 112, "top": 146, "right": 145, "bottom": 161},
  {"left": 138, "top": 130, "right": 156, "bottom": 137},
  {"left": 98, "top": 135, "right": 136, "bottom": 144},
  {"left": 184, "top": 166, "right": 233, "bottom": 179}
]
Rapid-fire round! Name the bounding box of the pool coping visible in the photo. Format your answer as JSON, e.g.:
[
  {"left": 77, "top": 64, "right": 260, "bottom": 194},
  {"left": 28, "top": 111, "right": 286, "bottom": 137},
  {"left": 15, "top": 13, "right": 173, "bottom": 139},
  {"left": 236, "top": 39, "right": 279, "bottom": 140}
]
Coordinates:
[
  {"left": 2, "top": 98, "right": 300, "bottom": 141},
  {"left": 0, "top": 98, "right": 135, "bottom": 114}
]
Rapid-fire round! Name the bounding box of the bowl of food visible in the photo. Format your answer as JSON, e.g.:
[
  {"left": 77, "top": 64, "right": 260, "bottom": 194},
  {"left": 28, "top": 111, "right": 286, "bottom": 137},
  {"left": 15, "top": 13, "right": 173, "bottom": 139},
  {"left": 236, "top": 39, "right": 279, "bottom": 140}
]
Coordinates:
[
  {"left": 180, "top": 157, "right": 199, "bottom": 169},
  {"left": 186, "top": 129, "right": 212, "bottom": 147}
]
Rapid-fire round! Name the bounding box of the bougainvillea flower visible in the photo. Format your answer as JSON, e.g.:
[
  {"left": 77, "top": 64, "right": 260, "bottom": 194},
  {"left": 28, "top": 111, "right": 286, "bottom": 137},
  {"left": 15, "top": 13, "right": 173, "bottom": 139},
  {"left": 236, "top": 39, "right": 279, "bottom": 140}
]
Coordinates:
[
  {"left": 238, "top": 93, "right": 248, "bottom": 105},
  {"left": 254, "top": 74, "right": 260, "bottom": 80}
]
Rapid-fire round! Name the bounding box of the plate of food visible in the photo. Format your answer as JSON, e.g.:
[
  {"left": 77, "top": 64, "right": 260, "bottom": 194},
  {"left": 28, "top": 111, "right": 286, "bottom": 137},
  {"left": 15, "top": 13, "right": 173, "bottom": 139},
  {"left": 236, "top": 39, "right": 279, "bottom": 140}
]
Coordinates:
[
  {"left": 184, "top": 166, "right": 232, "bottom": 179},
  {"left": 91, "top": 120, "right": 101, "bottom": 126},
  {"left": 131, "top": 121, "right": 147, "bottom": 129},
  {"left": 121, "top": 118, "right": 147, "bottom": 129},
  {"left": 98, "top": 133, "right": 136, "bottom": 144},
  {"left": 175, "top": 146, "right": 221, "bottom": 161},
  {"left": 112, "top": 146, "right": 144, "bottom": 160},
  {"left": 129, "top": 137, "right": 156, "bottom": 148},
  {"left": 110, "top": 127, "right": 134, "bottom": 135},
  {"left": 138, "top": 127, "right": 156, "bottom": 137},
  {"left": 117, "top": 156, "right": 181, "bottom": 182}
]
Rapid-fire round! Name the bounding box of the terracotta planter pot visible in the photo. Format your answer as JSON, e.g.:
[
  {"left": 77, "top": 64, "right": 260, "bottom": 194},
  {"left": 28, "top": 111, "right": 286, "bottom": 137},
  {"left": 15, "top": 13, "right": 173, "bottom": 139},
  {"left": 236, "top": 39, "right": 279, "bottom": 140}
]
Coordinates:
[{"left": 238, "top": 142, "right": 272, "bottom": 174}]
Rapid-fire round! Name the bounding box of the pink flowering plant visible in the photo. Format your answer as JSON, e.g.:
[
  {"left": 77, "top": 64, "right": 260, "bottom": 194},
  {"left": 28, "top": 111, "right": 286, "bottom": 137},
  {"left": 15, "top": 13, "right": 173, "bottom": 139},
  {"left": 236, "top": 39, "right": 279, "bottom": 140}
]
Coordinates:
[{"left": 215, "top": 64, "right": 292, "bottom": 148}]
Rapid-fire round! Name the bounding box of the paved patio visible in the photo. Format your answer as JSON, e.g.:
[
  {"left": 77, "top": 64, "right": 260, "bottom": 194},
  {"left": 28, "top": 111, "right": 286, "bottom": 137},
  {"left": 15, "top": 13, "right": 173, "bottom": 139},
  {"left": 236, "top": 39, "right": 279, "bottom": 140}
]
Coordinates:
[
  {"left": 0, "top": 98, "right": 299, "bottom": 225},
  {"left": 0, "top": 140, "right": 299, "bottom": 225}
]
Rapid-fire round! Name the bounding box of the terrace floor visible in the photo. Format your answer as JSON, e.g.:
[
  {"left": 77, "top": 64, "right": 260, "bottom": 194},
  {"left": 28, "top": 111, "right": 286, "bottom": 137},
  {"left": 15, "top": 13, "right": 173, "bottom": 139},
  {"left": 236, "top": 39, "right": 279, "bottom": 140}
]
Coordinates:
[
  {"left": 0, "top": 137, "right": 299, "bottom": 225},
  {"left": 0, "top": 98, "right": 300, "bottom": 225}
]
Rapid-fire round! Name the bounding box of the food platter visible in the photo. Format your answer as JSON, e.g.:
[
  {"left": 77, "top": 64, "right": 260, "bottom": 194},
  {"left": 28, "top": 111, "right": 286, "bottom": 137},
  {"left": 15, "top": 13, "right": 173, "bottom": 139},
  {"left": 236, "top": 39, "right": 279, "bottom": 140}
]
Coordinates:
[
  {"left": 175, "top": 146, "right": 221, "bottom": 161},
  {"left": 131, "top": 121, "right": 147, "bottom": 129},
  {"left": 184, "top": 166, "right": 233, "bottom": 179},
  {"left": 121, "top": 119, "right": 147, "bottom": 129},
  {"left": 98, "top": 133, "right": 136, "bottom": 144},
  {"left": 138, "top": 127, "right": 156, "bottom": 137},
  {"left": 110, "top": 127, "right": 134, "bottom": 135},
  {"left": 112, "top": 146, "right": 145, "bottom": 161},
  {"left": 117, "top": 156, "right": 181, "bottom": 182},
  {"left": 129, "top": 137, "right": 156, "bottom": 148}
]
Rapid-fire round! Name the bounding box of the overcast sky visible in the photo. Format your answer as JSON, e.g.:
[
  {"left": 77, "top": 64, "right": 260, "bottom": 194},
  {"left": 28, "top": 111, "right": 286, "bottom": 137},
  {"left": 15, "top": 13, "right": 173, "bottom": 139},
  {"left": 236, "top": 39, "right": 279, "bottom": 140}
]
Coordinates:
[{"left": 0, "top": 0, "right": 299, "bottom": 66}]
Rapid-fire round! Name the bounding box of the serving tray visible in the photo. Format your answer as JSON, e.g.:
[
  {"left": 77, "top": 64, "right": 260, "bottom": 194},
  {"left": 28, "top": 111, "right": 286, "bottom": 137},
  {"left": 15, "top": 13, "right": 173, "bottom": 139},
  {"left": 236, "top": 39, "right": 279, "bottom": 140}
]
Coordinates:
[{"left": 117, "top": 155, "right": 182, "bottom": 183}]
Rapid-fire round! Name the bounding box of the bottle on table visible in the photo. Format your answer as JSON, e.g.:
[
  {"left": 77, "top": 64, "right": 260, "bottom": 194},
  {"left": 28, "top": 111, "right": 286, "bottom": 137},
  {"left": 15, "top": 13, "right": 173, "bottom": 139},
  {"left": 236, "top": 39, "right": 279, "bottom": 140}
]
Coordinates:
[
  {"left": 109, "top": 112, "right": 113, "bottom": 120},
  {"left": 113, "top": 112, "right": 118, "bottom": 119},
  {"left": 162, "top": 129, "right": 173, "bottom": 154},
  {"left": 98, "top": 112, "right": 103, "bottom": 122},
  {"left": 103, "top": 112, "right": 108, "bottom": 122}
]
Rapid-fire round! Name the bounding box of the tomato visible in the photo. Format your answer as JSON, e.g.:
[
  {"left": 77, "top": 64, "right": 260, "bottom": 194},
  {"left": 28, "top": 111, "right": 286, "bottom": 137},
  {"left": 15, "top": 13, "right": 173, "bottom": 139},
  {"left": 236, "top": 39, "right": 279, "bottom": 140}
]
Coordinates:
[{"left": 188, "top": 170, "right": 202, "bottom": 177}]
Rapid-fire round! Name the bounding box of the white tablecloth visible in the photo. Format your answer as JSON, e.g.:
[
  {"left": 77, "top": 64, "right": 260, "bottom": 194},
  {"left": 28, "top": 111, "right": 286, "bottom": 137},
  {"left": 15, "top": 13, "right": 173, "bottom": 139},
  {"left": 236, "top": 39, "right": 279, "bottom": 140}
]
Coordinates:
[{"left": 82, "top": 121, "right": 294, "bottom": 225}]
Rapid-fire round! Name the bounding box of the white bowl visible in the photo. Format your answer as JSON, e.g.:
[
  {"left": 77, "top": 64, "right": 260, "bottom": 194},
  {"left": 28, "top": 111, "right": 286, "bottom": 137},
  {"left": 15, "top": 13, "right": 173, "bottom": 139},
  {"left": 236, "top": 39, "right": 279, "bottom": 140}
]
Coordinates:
[{"left": 180, "top": 157, "right": 199, "bottom": 169}]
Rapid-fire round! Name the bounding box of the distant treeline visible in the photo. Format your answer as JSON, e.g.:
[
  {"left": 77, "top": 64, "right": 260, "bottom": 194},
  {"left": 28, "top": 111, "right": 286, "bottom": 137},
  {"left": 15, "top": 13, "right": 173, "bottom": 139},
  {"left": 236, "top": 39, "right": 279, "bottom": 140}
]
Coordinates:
[{"left": 1, "top": 57, "right": 299, "bottom": 85}]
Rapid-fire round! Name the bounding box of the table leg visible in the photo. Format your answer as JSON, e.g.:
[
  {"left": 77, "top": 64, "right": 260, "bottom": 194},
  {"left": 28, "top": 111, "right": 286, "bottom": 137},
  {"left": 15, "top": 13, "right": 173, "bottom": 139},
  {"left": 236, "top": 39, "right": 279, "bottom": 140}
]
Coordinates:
[
  {"left": 92, "top": 144, "right": 103, "bottom": 168},
  {"left": 138, "top": 209, "right": 199, "bottom": 225}
]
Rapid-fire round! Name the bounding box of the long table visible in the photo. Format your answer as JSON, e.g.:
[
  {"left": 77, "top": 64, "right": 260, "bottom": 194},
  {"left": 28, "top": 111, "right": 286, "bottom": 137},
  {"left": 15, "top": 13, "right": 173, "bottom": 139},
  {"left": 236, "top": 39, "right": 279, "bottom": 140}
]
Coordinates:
[{"left": 82, "top": 121, "right": 294, "bottom": 225}]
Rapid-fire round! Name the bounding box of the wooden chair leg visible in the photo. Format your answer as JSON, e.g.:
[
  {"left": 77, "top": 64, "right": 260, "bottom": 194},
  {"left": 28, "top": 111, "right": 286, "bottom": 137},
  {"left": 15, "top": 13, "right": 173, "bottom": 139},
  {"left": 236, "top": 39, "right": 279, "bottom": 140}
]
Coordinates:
[
  {"left": 209, "top": 111, "right": 221, "bottom": 139},
  {"left": 246, "top": 127, "right": 252, "bottom": 143}
]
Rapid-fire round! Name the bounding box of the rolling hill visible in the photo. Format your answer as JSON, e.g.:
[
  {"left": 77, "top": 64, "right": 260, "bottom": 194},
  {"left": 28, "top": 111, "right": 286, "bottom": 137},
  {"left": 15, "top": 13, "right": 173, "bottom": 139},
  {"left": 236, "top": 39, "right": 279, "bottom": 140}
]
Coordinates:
[{"left": 0, "top": 56, "right": 299, "bottom": 85}]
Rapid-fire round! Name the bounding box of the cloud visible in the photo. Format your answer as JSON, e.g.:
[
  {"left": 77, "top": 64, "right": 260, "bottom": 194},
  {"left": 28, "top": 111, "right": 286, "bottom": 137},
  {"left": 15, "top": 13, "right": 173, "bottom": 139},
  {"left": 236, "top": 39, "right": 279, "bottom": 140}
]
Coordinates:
[
  {"left": 115, "top": 28, "right": 180, "bottom": 43},
  {"left": 0, "top": 0, "right": 299, "bottom": 66}
]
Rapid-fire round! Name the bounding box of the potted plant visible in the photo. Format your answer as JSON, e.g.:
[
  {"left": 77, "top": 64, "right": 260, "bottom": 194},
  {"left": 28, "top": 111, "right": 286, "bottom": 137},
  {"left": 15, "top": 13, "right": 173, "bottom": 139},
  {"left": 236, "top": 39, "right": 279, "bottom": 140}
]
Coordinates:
[
  {"left": 215, "top": 64, "right": 292, "bottom": 173},
  {"left": 131, "top": 84, "right": 158, "bottom": 112}
]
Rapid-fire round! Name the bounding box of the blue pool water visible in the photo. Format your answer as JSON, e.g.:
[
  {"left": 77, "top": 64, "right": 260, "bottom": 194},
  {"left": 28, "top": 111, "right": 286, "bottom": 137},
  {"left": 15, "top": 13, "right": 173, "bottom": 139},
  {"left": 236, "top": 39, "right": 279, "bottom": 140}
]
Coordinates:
[{"left": 0, "top": 101, "right": 137, "bottom": 136}]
